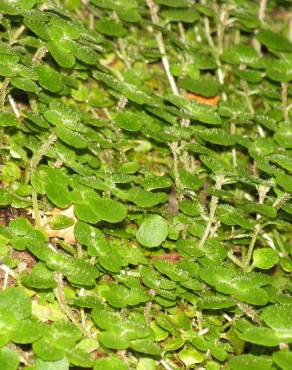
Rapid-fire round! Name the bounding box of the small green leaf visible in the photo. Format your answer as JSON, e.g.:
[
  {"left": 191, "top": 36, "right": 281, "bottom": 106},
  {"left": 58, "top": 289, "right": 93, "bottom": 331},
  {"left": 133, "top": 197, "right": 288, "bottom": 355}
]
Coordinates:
[
  {"left": 9, "top": 217, "right": 32, "bottom": 236},
  {"left": 178, "top": 77, "right": 219, "bottom": 97},
  {"left": 35, "top": 65, "right": 64, "bottom": 93},
  {"left": 229, "top": 354, "right": 272, "bottom": 370},
  {"left": 49, "top": 215, "right": 74, "bottom": 230},
  {"left": 94, "top": 356, "right": 129, "bottom": 370},
  {"left": 256, "top": 29, "right": 292, "bottom": 52},
  {"left": 21, "top": 262, "right": 57, "bottom": 289},
  {"left": 0, "top": 287, "right": 31, "bottom": 320},
  {"left": 115, "top": 110, "right": 143, "bottom": 132},
  {"left": 273, "top": 351, "right": 292, "bottom": 370},
  {"left": 0, "top": 347, "right": 19, "bottom": 370},
  {"left": 95, "top": 19, "right": 127, "bottom": 37},
  {"left": 136, "top": 215, "right": 168, "bottom": 248},
  {"left": 252, "top": 248, "right": 279, "bottom": 270},
  {"left": 276, "top": 172, "right": 292, "bottom": 192},
  {"left": 178, "top": 347, "right": 205, "bottom": 367},
  {"left": 261, "top": 304, "right": 292, "bottom": 337},
  {"left": 0, "top": 111, "right": 18, "bottom": 127},
  {"left": 55, "top": 127, "right": 88, "bottom": 149}
]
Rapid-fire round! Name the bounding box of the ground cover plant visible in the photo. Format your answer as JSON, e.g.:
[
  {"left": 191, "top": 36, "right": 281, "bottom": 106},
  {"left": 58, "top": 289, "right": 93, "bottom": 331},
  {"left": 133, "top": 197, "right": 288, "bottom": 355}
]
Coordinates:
[{"left": 0, "top": 0, "right": 291, "bottom": 369}]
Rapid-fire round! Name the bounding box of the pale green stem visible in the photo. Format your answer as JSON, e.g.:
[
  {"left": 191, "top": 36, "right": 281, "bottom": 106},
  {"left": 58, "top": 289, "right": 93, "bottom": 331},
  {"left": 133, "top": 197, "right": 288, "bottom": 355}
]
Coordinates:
[
  {"left": 198, "top": 175, "right": 224, "bottom": 248},
  {"left": 243, "top": 185, "right": 270, "bottom": 270},
  {"left": 31, "top": 189, "right": 41, "bottom": 230},
  {"left": 54, "top": 272, "right": 89, "bottom": 336},
  {"left": 25, "top": 132, "right": 57, "bottom": 183},
  {"left": 146, "top": 0, "right": 178, "bottom": 95}
]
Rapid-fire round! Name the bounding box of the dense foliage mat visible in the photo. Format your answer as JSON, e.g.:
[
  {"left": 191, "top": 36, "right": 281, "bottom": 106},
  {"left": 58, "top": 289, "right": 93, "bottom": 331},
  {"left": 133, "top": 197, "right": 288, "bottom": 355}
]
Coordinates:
[{"left": 0, "top": 0, "right": 291, "bottom": 369}]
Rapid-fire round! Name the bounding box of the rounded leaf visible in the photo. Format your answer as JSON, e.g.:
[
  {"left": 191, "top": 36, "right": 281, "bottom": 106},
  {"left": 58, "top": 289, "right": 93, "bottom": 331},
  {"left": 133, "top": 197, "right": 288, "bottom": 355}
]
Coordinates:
[
  {"left": 252, "top": 248, "right": 278, "bottom": 269},
  {"left": 0, "top": 347, "right": 19, "bottom": 370},
  {"left": 136, "top": 215, "right": 168, "bottom": 248}
]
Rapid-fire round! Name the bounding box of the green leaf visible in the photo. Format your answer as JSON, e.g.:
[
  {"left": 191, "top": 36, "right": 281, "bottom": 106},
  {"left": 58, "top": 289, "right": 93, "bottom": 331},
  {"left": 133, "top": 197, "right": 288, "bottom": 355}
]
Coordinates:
[
  {"left": 154, "top": 0, "right": 191, "bottom": 7},
  {"left": 0, "top": 287, "right": 31, "bottom": 319},
  {"left": 229, "top": 354, "right": 272, "bottom": 370},
  {"left": 115, "top": 110, "right": 143, "bottom": 132},
  {"left": 55, "top": 127, "right": 88, "bottom": 149},
  {"left": 35, "top": 65, "right": 64, "bottom": 93},
  {"left": 199, "top": 129, "right": 237, "bottom": 146},
  {"left": 178, "top": 77, "right": 219, "bottom": 97},
  {"left": 162, "top": 8, "right": 199, "bottom": 23},
  {"left": 153, "top": 259, "right": 188, "bottom": 282},
  {"left": 102, "top": 284, "right": 150, "bottom": 308},
  {"left": 34, "top": 358, "right": 70, "bottom": 370},
  {"left": 276, "top": 172, "right": 292, "bottom": 192},
  {"left": 256, "top": 29, "right": 292, "bottom": 52},
  {"left": 130, "top": 339, "right": 161, "bottom": 355},
  {"left": 21, "top": 262, "right": 57, "bottom": 289},
  {"left": 11, "top": 77, "right": 38, "bottom": 92},
  {"left": 0, "top": 111, "right": 18, "bottom": 127},
  {"left": 10, "top": 317, "right": 46, "bottom": 344},
  {"left": 221, "top": 45, "right": 259, "bottom": 65},
  {"left": 49, "top": 215, "right": 74, "bottom": 230},
  {"left": 0, "top": 347, "right": 19, "bottom": 370},
  {"left": 137, "top": 358, "right": 157, "bottom": 370},
  {"left": 197, "top": 295, "right": 235, "bottom": 309},
  {"left": 136, "top": 215, "right": 168, "bottom": 247},
  {"left": 32, "top": 338, "right": 65, "bottom": 361},
  {"left": 252, "top": 248, "right": 279, "bottom": 270},
  {"left": 76, "top": 196, "right": 127, "bottom": 223},
  {"left": 179, "top": 199, "right": 201, "bottom": 216},
  {"left": 261, "top": 304, "right": 292, "bottom": 339},
  {"left": 9, "top": 217, "right": 32, "bottom": 236},
  {"left": 178, "top": 347, "right": 205, "bottom": 367},
  {"left": 115, "top": 187, "right": 168, "bottom": 207},
  {"left": 44, "top": 101, "right": 85, "bottom": 132},
  {"left": 47, "top": 41, "right": 76, "bottom": 68},
  {"left": 142, "top": 174, "right": 172, "bottom": 191},
  {"left": 273, "top": 351, "right": 292, "bottom": 370},
  {"left": 274, "top": 122, "right": 292, "bottom": 148},
  {"left": 95, "top": 19, "right": 127, "bottom": 37},
  {"left": 235, "top": 320, "right": 281, "bottom": 346},
  {"left": 94, "top": 357, "right": 129, "bottom": 370}
]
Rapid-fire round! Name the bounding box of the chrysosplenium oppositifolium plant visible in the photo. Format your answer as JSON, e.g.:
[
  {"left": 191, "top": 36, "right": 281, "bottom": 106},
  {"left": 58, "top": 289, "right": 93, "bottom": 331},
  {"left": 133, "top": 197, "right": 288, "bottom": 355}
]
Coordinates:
[{"left": 0, "top": 0, "right": 291, "bottom": 369}]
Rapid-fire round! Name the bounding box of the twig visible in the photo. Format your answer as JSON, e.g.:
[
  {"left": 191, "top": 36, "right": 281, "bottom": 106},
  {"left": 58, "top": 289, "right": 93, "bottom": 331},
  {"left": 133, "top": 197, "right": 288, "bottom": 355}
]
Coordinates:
[
  {"left": 26, "top": 132, "right": 57, "bottom": 183},
  {"left": 168, "top": 142, "right": 181, "bottom": 193},
  {"left": 198, "top": 175, "right": 224, "bottom": 248},
  {"left": 54, "top": 272, "right": 89, "bottom": 336},
  {"left": 32, "top": 46, "right": 48, "bottom": 65},
  {"left": 8, "top": 94, "right": 20, "bottom": 118},
  {"left": 231, "top": 121, "right": 237, "bottom": 167},
  {"left": 237, "top": 301, "right": 261, "bottom": 323},
  {"left": 31, "top": 189, "right": 42, "bottom": 230},
  {"left": 146, "top": 0, "right": 178, "bottom": 95},
  {"left": 9, "top": 25, "right": 26, "bottom": 45},
  {"left": 273, "top": 192, "right": 290, "bottom": 210},
  {"left": 243, "top": 185, "right": 270, "bottom": 270},
  {"left": 0, "top": 77, "right": 11, "bottom": 108},
  {"left": 258, "top": 0, "right": 268, "bottom": 23},
  {"left": 281, "top": 82, "right": 289, "bottom": 121},
  {"left": 160, "top": 360, "right": 174, "bottom": 370}
]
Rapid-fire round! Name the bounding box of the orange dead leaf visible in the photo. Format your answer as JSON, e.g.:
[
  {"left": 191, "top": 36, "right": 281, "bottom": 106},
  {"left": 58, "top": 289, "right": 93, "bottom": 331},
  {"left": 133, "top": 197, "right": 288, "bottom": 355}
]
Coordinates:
[
  {"left": 44, "top": 206, "right": 77, "bottom": 245},
  {"left": 186, "top": 92, "right": 220, "bottom": 106}
]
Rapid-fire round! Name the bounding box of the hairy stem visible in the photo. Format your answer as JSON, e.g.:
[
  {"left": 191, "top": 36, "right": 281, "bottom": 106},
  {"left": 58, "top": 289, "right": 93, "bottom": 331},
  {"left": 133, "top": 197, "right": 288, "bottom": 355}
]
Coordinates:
[
  {"left": 0, "top": 78, "right": 11, "bottom": 108},
  {"left": 281, "top": 82, "right": 289, "bottom": 122},
  {"left": 146, "top": 0, "right": 178, "bottom": 95},
  {"left": 243, "top": 185, "right": 270, "bottom": 270},
  {"left": 198, "top": 175, "right": 224, "bottom": 248}
]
